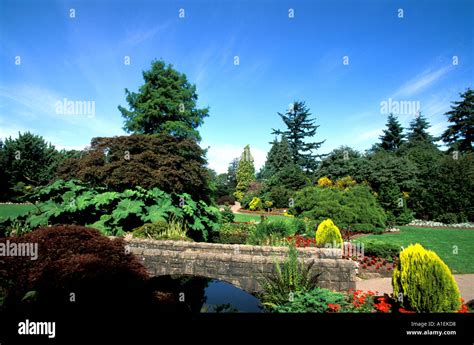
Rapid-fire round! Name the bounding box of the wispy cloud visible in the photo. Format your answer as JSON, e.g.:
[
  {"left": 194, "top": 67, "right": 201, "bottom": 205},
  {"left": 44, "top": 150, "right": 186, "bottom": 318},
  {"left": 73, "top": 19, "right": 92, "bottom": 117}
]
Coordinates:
[
  {"left": 392, "top": 65, "right": 453, "bottom": 98},
  {"left": 0, "top": 83, "right": 124, "bottom": 138},
  {"left": 353, "top": 128, "right": 383, "bottom": 144},
  {"left": 0, "top": 84, "right": 60, "bottom": 116},
  {"left": 422, "top": 92, "right": 453, "bottom": 118},
  {"left": 119, "top": 22, "right": 173, "bottom": 47}
]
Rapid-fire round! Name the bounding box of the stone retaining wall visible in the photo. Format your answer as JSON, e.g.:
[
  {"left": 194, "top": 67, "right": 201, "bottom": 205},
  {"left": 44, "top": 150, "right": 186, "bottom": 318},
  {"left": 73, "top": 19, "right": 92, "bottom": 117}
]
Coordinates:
[{"left": 126, "top": 239, "right": 357, "bottom": 293}]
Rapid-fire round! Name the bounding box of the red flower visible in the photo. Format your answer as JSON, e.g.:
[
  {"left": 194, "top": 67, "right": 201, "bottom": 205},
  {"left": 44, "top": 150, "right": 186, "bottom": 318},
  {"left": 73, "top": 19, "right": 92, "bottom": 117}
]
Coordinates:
[
  {"left": 399, "top": 308, "right": 415, "bottom": 313},
  {"left": 327, "top": 303, "right": 341, "bottom": 312},
  {"left": 458, "top": 298, "right": 469, "bottom": 313},
  {"left": 374, "top": 297, "right": 391, "bottom": 313}
]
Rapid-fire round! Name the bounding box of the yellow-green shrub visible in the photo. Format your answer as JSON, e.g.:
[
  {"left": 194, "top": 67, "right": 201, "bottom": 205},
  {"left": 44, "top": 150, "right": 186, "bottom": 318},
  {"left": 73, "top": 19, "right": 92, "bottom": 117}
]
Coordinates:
[
  {"left": 249, "top": 197, "right": 263, "bottom": 211},
  {"left": 317, "top": 176, "right": 333, "bottom": 187},
  {"left": 315, "top": 219, "right": 343, "bottom": 247},
  {"left": 392, "top": 244, "right": 461, "bottom": 312}
]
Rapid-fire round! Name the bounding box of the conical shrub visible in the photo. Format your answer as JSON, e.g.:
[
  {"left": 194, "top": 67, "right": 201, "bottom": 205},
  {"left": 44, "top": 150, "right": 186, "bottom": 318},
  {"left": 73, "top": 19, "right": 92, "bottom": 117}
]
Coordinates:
[
  {"left": 315, "top": 219, "right": 343, "bottom": 247},
  {"left": 392, "top": 243, "right": 461, "bottom": 312}
]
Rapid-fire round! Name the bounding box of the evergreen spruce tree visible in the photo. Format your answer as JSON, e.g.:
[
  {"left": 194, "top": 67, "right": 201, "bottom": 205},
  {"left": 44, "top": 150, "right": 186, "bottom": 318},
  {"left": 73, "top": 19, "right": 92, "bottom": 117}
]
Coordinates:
[
  {"left": 272, "top": 101, "right": 325, "bottom": 172},
  {"left": 441, "top": 88, "right": 474, "bottom": 153},
  {"left": 118, "top": 59, "right": 209, "bottom": 141},
  {"left": 407, "top": 113, "right": 435, "bottom": 144},
  {"left": 378, "top": 113, "right": 405, "bottom": 152},
  {"left": 261, "top": 136, "right": 293, "bottom": 179}
]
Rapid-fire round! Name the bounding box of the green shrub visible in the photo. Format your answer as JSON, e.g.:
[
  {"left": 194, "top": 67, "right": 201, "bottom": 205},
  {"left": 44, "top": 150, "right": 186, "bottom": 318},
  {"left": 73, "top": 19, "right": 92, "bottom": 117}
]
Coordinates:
[
  {"left": 315, "top": 219, "right": 343, "bottom": 247},
  {"left": 288, "top": 218, "right": 307, "bottom": 235},
  {"left": 273, "top": 288, "right": 348, "bottom": 313},
  {"left": 1, "top": 180, "right": 220, "bottom": 241},
  {"left": 249, "top": 197, "right": 263, "bottom": 211},
  {"left": 132, "top": 219, "right": 191, "bottom": 241},
  {"left": 213, "top": 223, "right": 253, "bottom": 244},
  {"left": 292, "top": 185, "right": 386, "bottom": 230},
  {"left": 241, "top": 192, "right": 259, "bottom": 209},
  {"left": 350, "top": 223, "right": 375, "bottom": 233},
  {"left": 265, "top": 186, "right": 292, "bottom": 208},
  {"left": 392, "top": 244, "right": 461, "bottom": 312},
  {"left": 220, "top": 206, "right": 235, "bottom": 223},
  {"left": 434, "top": 212, "right": 466, "bottom": 224},
  {"left": 246, "top": 219, "right": 297, "bottom": 245},
  {"left": 362, "top": 240, "right": 400, "bottom": 259},
  {"left": 258, "top": 244, "right": 321, "bottom": 310},
  {"left": 385, "top": 207, "right": 414, "bottom": 226},
  {"left": 132, "top": 221, "right": 169, "bottom": 238}
]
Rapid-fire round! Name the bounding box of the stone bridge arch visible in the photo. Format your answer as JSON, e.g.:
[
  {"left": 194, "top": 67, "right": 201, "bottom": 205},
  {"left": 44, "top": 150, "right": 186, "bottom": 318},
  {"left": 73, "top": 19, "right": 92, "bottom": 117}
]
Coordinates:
[{"left": 126, "top": 239, "right": 357, "bottom": 293}]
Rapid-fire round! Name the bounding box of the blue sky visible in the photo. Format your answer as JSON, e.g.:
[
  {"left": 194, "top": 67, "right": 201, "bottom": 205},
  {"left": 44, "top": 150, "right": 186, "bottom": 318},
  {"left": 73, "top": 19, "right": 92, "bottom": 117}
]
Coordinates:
[{"left": 1, "top": 0, "right": 473, "bottom": 173}]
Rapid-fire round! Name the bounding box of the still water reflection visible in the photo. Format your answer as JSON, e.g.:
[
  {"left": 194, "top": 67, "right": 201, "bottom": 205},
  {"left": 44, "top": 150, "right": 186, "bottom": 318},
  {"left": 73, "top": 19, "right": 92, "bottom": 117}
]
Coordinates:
[{"left": 149, "top": 275, "right": 263, "bottom": 313}]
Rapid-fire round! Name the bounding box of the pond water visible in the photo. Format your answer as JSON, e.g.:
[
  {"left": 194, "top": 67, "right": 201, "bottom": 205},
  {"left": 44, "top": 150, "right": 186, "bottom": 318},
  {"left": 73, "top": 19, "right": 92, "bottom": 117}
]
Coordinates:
[{"left": 149, "top": 275, "right": 263, "bottom": 313}]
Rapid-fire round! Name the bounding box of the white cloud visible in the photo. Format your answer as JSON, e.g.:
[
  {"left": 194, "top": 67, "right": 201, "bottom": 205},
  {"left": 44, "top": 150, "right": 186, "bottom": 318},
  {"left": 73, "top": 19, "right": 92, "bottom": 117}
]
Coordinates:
[
  {"left": 427, "top": 121, "right": 448, "bottom": 136},
  {"left": 202, "top": 143, "right": 267, "bottom": 174},
  {"left": 392, "top": 65, "right": 453, "bottom": 99},
  {"left": 353, "top": 128, "right": 383, "bottom": 144}
]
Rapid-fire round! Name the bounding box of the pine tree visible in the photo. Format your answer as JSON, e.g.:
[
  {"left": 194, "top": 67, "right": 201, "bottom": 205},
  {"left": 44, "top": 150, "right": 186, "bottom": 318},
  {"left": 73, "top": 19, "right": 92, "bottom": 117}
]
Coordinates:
[
  {"left": 261, "top": 136, "right": 293, "bottom": 179},
  {"left": 407, "top": 113, "right": 435, "bottom": 144},
  {"left": 233, "top": 145, "right": 255, "bottom": 201},
  {"left": 441, "top": 88, "right": 474, "bottom": 153},
  {"left": 118, "top": 59, "right": 209, "bottom": 141},
  {"left": 378, "top": 113, "right": 405, "bottom": 152},
  {"left": 272, "top": 101, "right": 325, "bottom": 171}
]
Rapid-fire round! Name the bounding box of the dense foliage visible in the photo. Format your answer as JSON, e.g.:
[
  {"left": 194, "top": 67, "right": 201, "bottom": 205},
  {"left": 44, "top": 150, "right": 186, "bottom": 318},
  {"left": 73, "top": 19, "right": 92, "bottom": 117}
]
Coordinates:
[
  {"left": 392, "top": 244, "right": 461, "bottom": 312},
  {"left": 233, "top": 145, "right": 255, "bottom": 201},
  {"left": 132, "top": 218, "right": 191, "bottom": 241},
  {"left": 292, "top": 182, "right": 386, "bottom": 230},
  {"left": 441, "top": 88, "right": 473, "bottom": 153},
  {"left": 376, "top": 113, "right": 405, "bottom": 152},
  {"left": 0, "top": 132, "right": 66, "bottom": 201},
  {"left": 118, "top": 59, "right": 209, "bottom": 142},
  {"left": 315, "top": 146, "right": 366, "bottom": 182},
  {"left": 0, "top": 225, "right": 152, "bottom": 313},
  {"left": 246, "top": 218, "right": 306, "bottom": 245},
  {"left": 272, "top": 288, "right": 348, "bottom": 313},
  {"left": 212, "top": 223, "right": 253, "bottom": 244},
  {"left": 56, "top": 134, "right": 212, "bottom": 202},
  {"left": 0, "top": 180, "right": 220, "bottom": 241},
  {"left": 258, "top": 244, "right": 321, "bottom": 310},
  {"left": 361, "top": 240, "right": 400, "bottom": 259}
]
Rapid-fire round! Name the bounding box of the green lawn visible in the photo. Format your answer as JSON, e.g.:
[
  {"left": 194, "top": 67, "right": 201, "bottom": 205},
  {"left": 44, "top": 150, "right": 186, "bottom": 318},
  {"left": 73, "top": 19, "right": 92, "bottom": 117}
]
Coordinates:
[
  {"left": 357, "top": 226, "right": 474, "bottom": 274},
  {"left": 233, "top": 213, "right": 288, "bottom": 223},
  {"left": 0, "top": 204, "right": 35, "bottom": 220}
]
